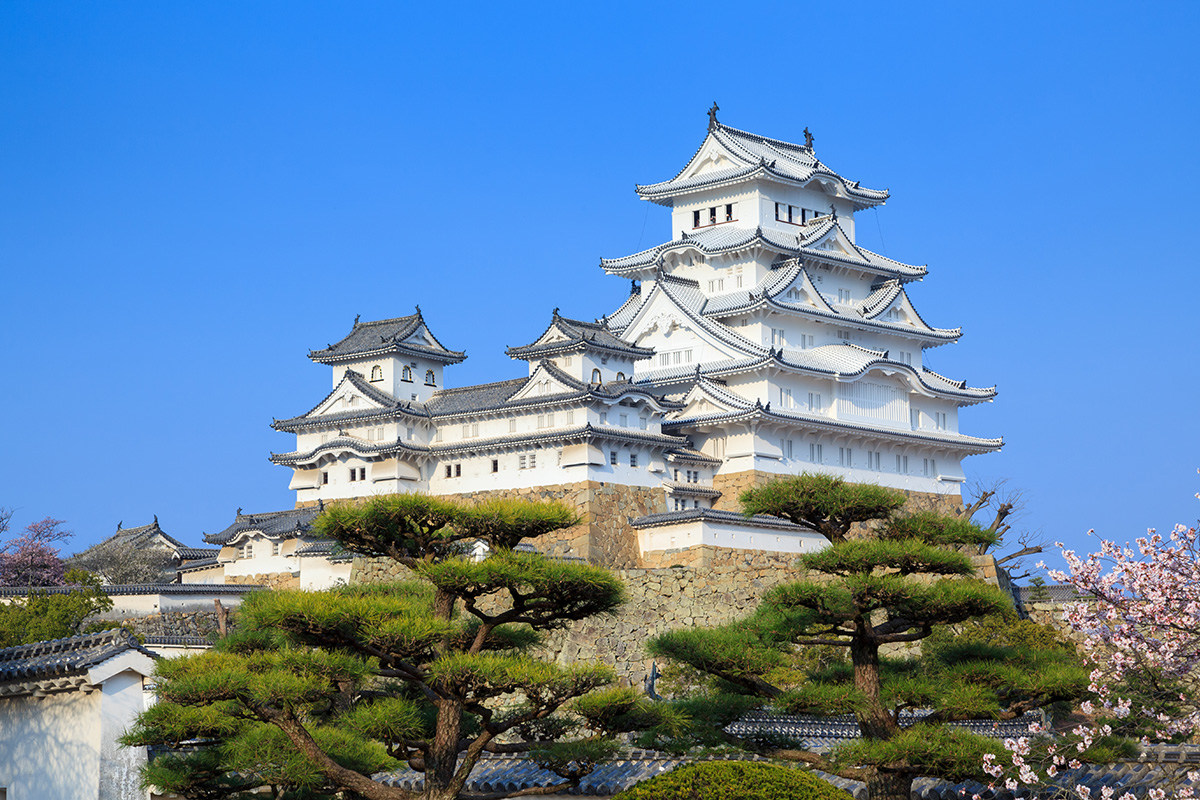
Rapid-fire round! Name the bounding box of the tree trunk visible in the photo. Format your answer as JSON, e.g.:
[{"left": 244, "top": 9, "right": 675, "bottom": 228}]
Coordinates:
[
  {"left": 850, "top": 625, "right": 898, "bottom": 740},
  {"left": 425, "top": 697, "right": 463, "bottom": 799},
  {"left": 864, "top": 768, "right": 912, "bottom": 800}
]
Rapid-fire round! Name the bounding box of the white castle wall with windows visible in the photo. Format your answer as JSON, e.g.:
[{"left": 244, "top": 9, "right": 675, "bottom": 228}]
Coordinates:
[{"left": 227, "top": 111, "right": 1000, "bottom": 575}]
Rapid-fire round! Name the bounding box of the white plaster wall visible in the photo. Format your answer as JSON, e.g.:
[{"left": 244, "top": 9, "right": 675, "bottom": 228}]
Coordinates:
[
  {"left": 299, "top": 559, "right": 352, "bottom": 590},
  {"left": 98, "top": 671, "right": 149, "bottom": 800},
  {"left": 638, "top": 519, "right": 829, "bottom": 556},
  {"left": 0, "top": 690, "right": 102, "bottom": 799}
]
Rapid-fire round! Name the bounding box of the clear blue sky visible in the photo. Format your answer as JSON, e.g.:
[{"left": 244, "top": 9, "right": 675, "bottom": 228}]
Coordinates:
[{"left": 2, "top": 2, "right": 1197, "bottom": 575}]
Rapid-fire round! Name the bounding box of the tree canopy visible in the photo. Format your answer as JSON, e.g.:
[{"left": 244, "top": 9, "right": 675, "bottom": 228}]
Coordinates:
[
  {"left": 649, "top": 475, "right": 1101, "bottom": 800},
  {"left": 124, "top": 494, "right": 679, "bottom": 800}
]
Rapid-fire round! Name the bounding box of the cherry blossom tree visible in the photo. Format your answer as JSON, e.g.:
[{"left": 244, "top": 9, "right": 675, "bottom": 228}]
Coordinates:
[
  {"left": 982, "top": 481, "right": 1200, "bottom": 799},
  {"left": 0, "top": 517, "right": 73, "bottom": 587}
]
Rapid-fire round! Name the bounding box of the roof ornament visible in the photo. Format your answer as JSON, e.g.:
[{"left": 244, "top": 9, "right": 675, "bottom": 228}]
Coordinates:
[
  {"left": 804, "top": 127, "right": 814, "bottom": 150},
  {"left": 755, "top": 225, "right": 763, "bottom": 238},
  {"left": 354, "top": 314, "right": 360, "bottom": 325},
  {"left": 117, "top": 521, "right": 122, "bottom": 530},
  {"left": 318, "top": 499, "right": 325, "bottom": 511},
  {"left": 237, "top": 507, "right": 243, "bottom": 516},
  {"left": 829, "top": 203, "right": 838, "bottom": 220},
  {"left": 631, "top": 279, "right": 639, "bottom": 294},
  {"left": 153, "top": 514, "right": 158, "bottom": 524},
  {"left": 680, "top": 231, "right": 688, "bottom": 241},
  {"left": 707, "top": 102, "right": 720, "bottom": 130},
  {"left": 553, "top": 307, "right": 560, "bottom": 318},
  {"left": 414, "top": 304, "right": 422, "bottom": 315}
]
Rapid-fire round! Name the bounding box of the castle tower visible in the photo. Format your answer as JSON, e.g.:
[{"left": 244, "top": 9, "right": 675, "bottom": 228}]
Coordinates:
[{"left": 601, "top": 111, "right": 1001, "bottom": 508}]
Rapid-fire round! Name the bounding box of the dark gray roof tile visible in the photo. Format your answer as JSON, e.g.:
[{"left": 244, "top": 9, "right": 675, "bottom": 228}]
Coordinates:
[{"left": 0, "top": 630, "right": 156, "bottom": 683}]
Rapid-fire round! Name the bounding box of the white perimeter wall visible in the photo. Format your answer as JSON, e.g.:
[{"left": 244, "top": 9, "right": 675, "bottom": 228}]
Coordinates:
[{"left": 0, "top": 690, "right": 103, "bottom": 799}]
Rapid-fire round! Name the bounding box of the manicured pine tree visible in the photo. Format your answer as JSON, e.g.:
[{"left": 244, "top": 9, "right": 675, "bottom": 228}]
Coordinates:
[
  {"left": 648, "top": 474, "right": 1099, "bottom": 800},
  {"left": 123, "top": 494, "right": 675, "bottom": 800}
]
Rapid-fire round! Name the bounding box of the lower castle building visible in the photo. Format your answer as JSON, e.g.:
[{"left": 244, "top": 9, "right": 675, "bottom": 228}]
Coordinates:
[{"left": 184, "top": 112, "right": 1001, "bottom": 584}]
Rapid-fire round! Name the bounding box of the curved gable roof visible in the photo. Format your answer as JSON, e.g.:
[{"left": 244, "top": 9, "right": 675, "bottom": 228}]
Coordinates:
[{"left": 309, "top": 309, "right": 466, "bottom": 365}]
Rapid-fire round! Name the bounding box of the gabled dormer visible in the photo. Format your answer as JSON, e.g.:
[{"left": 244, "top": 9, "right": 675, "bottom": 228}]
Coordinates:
[
  {"left": 505, "top": 310, "right": 653, "bottom": 384},
  {"left": 636, "top": 109, "right": 888, "bottom": 243},
  {"left": 308, "top": 308, "right": 465, "bottom": 403}
]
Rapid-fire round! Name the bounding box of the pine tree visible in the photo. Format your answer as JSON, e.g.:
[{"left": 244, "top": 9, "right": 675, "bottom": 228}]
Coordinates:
[
  {"left": 647, "top": 475, "right": 1095, "bottom": 800},
  {"left": 123, "top": 494, "right": 675, "bottom": 800}
]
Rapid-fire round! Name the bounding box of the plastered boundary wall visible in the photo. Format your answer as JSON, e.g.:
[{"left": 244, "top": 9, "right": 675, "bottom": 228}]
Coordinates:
[{"left": 352, "top": 551, "right": 1011, "bottom": 689}]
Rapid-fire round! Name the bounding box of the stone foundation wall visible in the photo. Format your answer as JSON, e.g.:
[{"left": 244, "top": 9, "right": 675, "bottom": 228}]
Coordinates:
[
  {"left": 227, "top": 572, "right": 299, "bottom": 590},
  {"left": 112, "top": 610, "right": 226, "bottom": 639},
  {"left": 638, "top": 544, "right": 802, "bottom": 570}
]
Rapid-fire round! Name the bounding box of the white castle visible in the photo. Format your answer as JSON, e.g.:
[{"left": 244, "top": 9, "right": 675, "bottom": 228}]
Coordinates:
[{"left": 184, "top": 110, "right": 1001, "bottom": 585}]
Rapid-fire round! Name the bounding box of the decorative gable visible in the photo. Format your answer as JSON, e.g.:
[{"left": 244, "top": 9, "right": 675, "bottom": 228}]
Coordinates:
[{"left": 506, "top": 362, "right": 584, "bottom": 403}]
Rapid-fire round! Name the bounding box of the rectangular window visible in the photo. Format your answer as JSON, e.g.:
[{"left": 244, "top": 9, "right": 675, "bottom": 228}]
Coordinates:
[
  {"left": 639, "top": 416, "right": 648, "bottom": 430},
  {"left": 359, "top": 467, "right": 367, "bottom": 481},
  {"left": 619, "top": 413, "right": 628, "bottom": 427},
  {"left": 529, "top": 452, "right": 536, "bottom": 468},
  {"left": 837, "top": 288, "right": 852, "bottom": 304},
  {"left": 509, "top": 418, "right": 517, "bottom": 433},
  {"left": 771, "top": 328, "right": 786, "bottom": 347},
  {"left": 896, "top": 454, "right": 910, "bottom": 474},
  {"left": 868, "top": 451, "right": 882, "bottom": 471},
  {"left": 564, "top": 409, "right": 574, "bottom": 424},
  {"left": 709, "top": 206, "right": 717, "bottom": 224},
  {"left": 924, "top": 458, "right": 937, "bottom": 477},
  {"left": 798, "top": 334, "right": 814, "bottom": 349},
  {"left": 462, "top": 424, "right": 470, "bottom": 438},
  {"left": 787, "top": 205, "right": 794, "bottom": 223},
  {"left": 407, "top": 426, "right": 415, "bottom": 440},
  {"left": 911, "top": 409, "right": 921, "bottom": 429},
  {"left": 272, "top": 541, "right": 282, "bottom": 557},
  {"left": 736, "top": 274, "right": 743, "bottom": 288},
  {"left": 519, "top": 454, "right": 527, "bottom": 469},
  {"left": 445, "top": 465, "right": 453, "bottom": 478},
  {"left": 600, "top": 412, "right": 608, "bottom": 424},
  {"left": 839, "top": 447, "right": 852, "bottom": 467},
  {"left": 780, "top": 439, "right": 794, "bottom": 459},
  {"left": 774, "top": 202, "right": 782, "bottom": 221},
  {"left": 725, "top": 203, "right": 733, "bottom": 221},
  {"left": 837, "top": 330, "right": 852, "bottom": 340},
  {"left": 455, "top": 463, "right": 461, "bottom": 477},
  {"left": 779, "top": 387, "right": 793, "bottom": 408},
  {"left": 610, "top": 450, "right": 618, "bottom": 466},
  {"left": 693, "top": 209, "right": 701, "bottom": 228},
  {"left": 897, "top": 350, "right": 913, "bottom": 365},
  {"left": 807, "top": 392, "right": 823, "bottom": 412},
  {"left": 491, "top": 459, "right": 499, "bottom": 473},
  {"left": 629, "top": 453, "right": 638, "bottom": 468},
  {"left": 321, "top": 471, "right": 329, "bottom": 485},
  {"left": 349, "top": 468, "right": 357, "bottom": 482},
  {"left": 238, "top": 543, "right": 252, "bottom": 560},
  {"left": 809, "top": 443, "right": 823, "bottom": 463},
  {"left": 934, "top": 411, "right": 948, "bottom": 431}
]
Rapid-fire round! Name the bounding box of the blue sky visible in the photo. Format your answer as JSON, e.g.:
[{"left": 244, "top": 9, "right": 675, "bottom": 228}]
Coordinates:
[{"left": 1, "top": 2, "right": 1197, "bottom": 573}]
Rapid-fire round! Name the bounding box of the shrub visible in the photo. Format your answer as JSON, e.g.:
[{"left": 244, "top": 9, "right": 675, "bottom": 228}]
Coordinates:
[{"left": 613, "top": 761, "right": 848, "bottom": 800}]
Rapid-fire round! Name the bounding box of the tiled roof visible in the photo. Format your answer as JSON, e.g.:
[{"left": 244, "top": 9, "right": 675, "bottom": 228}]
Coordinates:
[
  {"left": 635, "top": 121, "right": 889, "bottom": 210},
  {"left": 601, "top": 285, "right": 645, "bottom": 331},
  {"left": 726, "top": 709, "right": 1043, "bottom": 746},
  {"left": 177, "top": 546, "right": 220, "bottom": 560},
  {"left": 204, "top": 506, "right": 323, "bottom": 546},
  {"left": 632, "top": 508, "right": 813, "bottom": 533},
  {"left": 176, "top": 557, "right": 221, "bottom": 573},
  {"left": 269, "top": 436, "right": 427, "bottom": 467},
  {"left": 600, "top": 219, "right": 925, "bottom": 281},
  {"left": 664, "top": 402, "right": 1003, "bottom": 455},
  {"left": 308, "top": 310, "right": 466, "bottom": 365},
  {"left": 295, "top": 540, "right": 355, "bottom": 562},
  {"left": 0, "top": 583, "right": 261, "bottom": 597},
  {"left": 273, "top": 369, "right": 430, "bottom": 432},
  {"left": 636, "top": 346, "right": 995, "bottom": 405},
  {"left": 506, "top": 311, "right": 655, "bottom": 360},
  {"left": 0, "top": 630, "right": 155, "bottom": 683},
  {"left": 377, "top": 751, "right": 691, "bottom": 796},
  {"left": 143, "top": 636, "right": 212, "bottom": 647},
  {"left": 702, "top": 266, "right": 959, "bottom": 344},
  {"left": 664, "top": 447, "right": 723, "bottom": 465},
  {"left": 74, "top": 518, "right": 214, "bottom": 565}
]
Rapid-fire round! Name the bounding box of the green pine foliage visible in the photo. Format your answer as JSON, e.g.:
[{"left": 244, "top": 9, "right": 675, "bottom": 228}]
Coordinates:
[
  {"left": 124, "top": 495, "right": 673, "bottom": 800},
  {"left": 612, "top": 761, "right": 851, "bottom": 800},
  {"left": 649, "top": 476, "right": 1096, "bottom": 800}
]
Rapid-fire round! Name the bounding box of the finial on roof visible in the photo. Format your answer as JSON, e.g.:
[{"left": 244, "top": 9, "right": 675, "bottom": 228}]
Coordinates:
[
  {"left": 829, "top": 204, "right": 837, "bottom": 220},
  {"left": 553, "top": 307, "right": 560, "bottom": 318},
  {"left": 318, "top": 499, "right": 325, "bottom": 511},
  {"left": 153, "top": 514, "right": 158, "bottom": 524},
  {"left": 117, "top": 520, "right": 122, "bottom": 530},
  {"left": 755, "top": 225, "right": 763, "bottom": 237},
  {"left": 354, "top": 314, "right": 360, "bottom": 325},
  {"left": 804, "top": 127, "right": 814, "bottom": 150},
  {"left": 631, "top": 279, "right": 639, "bottom": 294},
  {"left": 237, "top": 507, "right": 243, "bottom": 516},
  {"left": 695, "top": 364, "right": 703, "bottom": 377},
  {"left": 707, "top": 102, "right": 720, "bottom": 130},
  {"left": 680, "top": 231, "right": 688, "bottom": 241}
]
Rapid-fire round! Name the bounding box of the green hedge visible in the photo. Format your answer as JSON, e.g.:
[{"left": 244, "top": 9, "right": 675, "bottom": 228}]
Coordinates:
[{"left": 612, "top": 761, "right": 849, "bottom": 800}]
